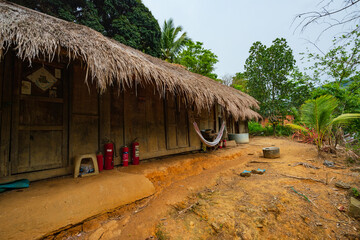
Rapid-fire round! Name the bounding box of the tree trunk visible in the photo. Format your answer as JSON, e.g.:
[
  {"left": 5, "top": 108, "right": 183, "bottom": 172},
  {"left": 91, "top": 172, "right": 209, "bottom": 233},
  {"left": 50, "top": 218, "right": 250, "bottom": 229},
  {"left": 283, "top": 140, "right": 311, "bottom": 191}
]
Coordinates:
[{"left": 273, "top": 123, "right": 276, "bottom": 136}]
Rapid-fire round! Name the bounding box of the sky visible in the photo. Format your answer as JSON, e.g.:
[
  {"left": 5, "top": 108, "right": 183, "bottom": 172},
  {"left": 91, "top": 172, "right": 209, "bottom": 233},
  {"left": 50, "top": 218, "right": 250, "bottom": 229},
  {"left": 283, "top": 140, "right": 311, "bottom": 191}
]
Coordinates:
[{"left": 142, "top": 0, "right": 345, "bottom": 79}]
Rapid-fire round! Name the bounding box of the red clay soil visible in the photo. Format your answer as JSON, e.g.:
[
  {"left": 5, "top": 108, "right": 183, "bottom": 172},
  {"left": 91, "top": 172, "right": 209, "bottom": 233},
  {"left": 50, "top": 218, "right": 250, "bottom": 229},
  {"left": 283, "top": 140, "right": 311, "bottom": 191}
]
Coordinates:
[{"left": 45, "top": 137, "right": 360, "bottom": 240}]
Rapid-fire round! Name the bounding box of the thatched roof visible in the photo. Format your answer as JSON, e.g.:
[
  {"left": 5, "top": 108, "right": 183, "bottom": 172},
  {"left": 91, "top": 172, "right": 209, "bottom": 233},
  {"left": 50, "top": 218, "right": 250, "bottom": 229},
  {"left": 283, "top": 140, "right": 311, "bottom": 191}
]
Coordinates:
[{"left": 0, "top": 1, "right": 261, "bottom": 120}]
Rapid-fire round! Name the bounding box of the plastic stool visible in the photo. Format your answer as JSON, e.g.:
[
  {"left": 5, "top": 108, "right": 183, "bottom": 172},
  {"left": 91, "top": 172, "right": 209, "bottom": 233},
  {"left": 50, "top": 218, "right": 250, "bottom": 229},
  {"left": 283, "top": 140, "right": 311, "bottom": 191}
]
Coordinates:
[{"left": 73, "top": 154, "right": 99, "bottom": 178}]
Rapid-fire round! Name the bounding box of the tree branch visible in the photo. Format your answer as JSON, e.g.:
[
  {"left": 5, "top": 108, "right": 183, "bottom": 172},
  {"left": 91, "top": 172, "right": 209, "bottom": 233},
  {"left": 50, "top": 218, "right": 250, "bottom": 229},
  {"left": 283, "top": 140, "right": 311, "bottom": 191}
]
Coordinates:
[{"left": 294, "top": 0, "right": 360, "bottom": 36}]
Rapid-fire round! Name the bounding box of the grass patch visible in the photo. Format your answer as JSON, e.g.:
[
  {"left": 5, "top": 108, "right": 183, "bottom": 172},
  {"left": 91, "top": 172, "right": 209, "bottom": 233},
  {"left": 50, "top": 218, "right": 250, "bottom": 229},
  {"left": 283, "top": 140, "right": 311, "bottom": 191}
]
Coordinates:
[{"left": 155, "top": 224, "right": 169, "bottom": 240}]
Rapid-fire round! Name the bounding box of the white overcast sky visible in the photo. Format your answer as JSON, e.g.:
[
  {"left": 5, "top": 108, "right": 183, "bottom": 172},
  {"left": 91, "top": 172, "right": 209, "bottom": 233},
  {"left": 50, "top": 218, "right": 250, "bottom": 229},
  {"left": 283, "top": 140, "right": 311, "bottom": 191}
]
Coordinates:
[{"left": 142, "top": 0, "right": 347, "bottom": 78}]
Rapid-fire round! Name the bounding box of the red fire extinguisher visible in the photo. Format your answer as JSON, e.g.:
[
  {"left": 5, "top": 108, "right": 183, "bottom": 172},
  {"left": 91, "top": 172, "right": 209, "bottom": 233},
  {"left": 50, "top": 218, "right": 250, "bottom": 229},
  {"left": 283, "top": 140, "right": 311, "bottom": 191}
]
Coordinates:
[
  {"left": 104, "top": 142, "right": 114, "bottom": 170},
  {"left": 96, "top": 152, "right": 104, "bottom": 172},
  {"left": 122, "top": 146, "right": 129, "bottom": 167},
  {"left": 132, "top": 139, "right": 140, "bottom": 165}
]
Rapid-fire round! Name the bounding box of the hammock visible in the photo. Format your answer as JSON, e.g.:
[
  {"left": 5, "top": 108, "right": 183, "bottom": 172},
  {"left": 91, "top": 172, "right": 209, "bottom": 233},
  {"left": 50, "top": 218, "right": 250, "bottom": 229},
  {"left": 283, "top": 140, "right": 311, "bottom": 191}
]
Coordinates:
[{"left": 193, "top": 121, "right": 226, "bottom": 147}]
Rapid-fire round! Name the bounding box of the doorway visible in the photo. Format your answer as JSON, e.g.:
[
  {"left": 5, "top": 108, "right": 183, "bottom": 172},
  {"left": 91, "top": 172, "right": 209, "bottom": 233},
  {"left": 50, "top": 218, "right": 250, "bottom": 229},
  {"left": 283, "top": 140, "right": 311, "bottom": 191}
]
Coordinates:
[{"left": 11, "top": 59, "right": 68, "bottom": 174}]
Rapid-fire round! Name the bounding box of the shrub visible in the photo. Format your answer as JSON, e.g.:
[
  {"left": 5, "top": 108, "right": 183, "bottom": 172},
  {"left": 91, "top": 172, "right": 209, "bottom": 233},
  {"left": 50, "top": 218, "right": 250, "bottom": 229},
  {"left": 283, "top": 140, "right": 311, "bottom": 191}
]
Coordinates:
[
  {"left": 292, "top": 124, "right": 318, "bottom": 144},
  {"left": 248, "top": 121, "right": 293, "bottom": 136},
  {"left": 352, "top": 188, "right": 360, "bottom": 199}
]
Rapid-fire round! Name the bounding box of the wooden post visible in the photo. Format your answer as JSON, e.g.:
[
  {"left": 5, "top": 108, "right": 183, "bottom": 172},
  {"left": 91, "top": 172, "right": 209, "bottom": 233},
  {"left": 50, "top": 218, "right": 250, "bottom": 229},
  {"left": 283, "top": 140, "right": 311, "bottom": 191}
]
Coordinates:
[{"left": 0, "top": 52, "right": 13, "bottom": 177}]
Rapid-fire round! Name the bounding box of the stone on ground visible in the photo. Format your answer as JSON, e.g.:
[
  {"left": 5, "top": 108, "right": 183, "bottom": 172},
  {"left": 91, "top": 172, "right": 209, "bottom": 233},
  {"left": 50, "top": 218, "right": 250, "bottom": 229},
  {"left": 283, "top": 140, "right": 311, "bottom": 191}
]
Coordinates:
[
  {"left": 335, "top": 181, "right": 351, "bottom": 189},
  {"left": 349, "top": 197, "right": 360, "bottom": 219}
]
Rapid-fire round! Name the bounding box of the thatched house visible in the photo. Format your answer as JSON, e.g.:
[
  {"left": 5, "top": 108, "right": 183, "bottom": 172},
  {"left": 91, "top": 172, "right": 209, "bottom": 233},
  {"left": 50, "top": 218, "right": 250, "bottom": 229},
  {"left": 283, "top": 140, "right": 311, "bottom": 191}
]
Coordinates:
[{"left": 0, "top": 1, "right": 260, "bottom": 182}]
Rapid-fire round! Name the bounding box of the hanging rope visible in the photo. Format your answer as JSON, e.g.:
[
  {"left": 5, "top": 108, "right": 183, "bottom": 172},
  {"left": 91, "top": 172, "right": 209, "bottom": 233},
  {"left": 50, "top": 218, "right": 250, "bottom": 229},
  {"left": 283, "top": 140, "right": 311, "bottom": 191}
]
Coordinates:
[{"left": 193, "top": 121, "right": 226, "bottom": 147}]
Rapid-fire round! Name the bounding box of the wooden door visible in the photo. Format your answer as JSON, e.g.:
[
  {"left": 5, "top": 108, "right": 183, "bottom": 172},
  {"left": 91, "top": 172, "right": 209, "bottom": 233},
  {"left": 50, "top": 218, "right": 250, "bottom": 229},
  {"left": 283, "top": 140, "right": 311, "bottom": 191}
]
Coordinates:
[
  {"left": 144, "top": 86, "right": 166, "bottom": 153},
  {"left": 69, "top": 64, "right": 99, "bottom": 158},
  {"left": 124, "top": 85, "right": 147, "bottom": 150},
  {"left": 11, "top": 60, "right": 68, "bottom": 174},
  {"left": 165, "top": 95, "right": 178, "bottom": 149},
  {"left": 165, "top": 95, "right": 189, "bottom": 149}
]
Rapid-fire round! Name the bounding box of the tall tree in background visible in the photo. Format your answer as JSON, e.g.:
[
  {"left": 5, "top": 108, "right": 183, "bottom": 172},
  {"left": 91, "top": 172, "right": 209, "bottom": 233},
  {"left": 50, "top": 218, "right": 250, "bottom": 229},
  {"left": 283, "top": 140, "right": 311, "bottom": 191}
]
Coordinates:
[
  {"left": 9, "top": 0, "right": 162, "bottom": 57},
  {"left": 176, "top": 40, "right": 219, "bottom": 80},
  {"left": 160, "top": 18, "right": 188, "bottom": 62},
  {"left": 245, "top": 38, "right": 295, "bottom": 134},
  {"left": 231, "top": 72, "right": 248, "bottom": 93},
  {"left": 288, "top": 68, "right": 314, "bottom": 109}
]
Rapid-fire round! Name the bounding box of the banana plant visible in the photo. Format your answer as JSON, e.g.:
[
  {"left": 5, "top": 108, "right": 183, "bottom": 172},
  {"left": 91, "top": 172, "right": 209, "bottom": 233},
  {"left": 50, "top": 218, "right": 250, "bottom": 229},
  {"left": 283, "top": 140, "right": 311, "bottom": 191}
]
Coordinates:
[{"left": 287, "top": 95, "right": 360, "bottom": 153}]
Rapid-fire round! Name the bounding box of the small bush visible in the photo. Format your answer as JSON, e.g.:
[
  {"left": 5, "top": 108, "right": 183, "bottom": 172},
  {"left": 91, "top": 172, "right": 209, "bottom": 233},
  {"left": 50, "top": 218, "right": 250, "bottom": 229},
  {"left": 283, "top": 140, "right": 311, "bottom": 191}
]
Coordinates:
[
  {"left": 248, "top": 121, "right": 264, "bottom": 133},
  {"left": 248, "top": 121, "right": 293, "bottom": 136},
  {"left": 352, "top": 188, "right": 360, "bottom": 199},
  {"left": 292, "top": 124, "right": 318, "bottom": 144},
  {"left": 276, "top": 125, "right": 293, "bottom": 136}
]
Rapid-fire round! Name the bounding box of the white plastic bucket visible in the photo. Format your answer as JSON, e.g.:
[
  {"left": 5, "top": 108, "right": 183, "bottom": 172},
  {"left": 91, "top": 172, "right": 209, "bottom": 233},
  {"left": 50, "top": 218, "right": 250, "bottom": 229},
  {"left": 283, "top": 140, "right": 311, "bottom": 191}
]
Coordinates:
[{"left": 228, "top": 133, "right": 249, "bottom": 144}]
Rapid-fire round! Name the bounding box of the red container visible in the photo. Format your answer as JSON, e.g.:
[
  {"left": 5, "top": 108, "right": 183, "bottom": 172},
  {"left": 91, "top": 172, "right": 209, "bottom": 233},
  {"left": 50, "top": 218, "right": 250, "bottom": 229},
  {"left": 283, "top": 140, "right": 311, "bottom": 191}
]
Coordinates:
[
  {"left": 122, "top": 146, "right": 129, "bottom": 167},
  {"left": 104, "top": 143, "right": 114, "bottom": 156},
  {"left": 132, "top": 141, "right": 140, "bottom": 165},
  {"left": 104, "top": 156, "right": 113, "bottom": 170},
  {"left": 96, "top": 154, "right": 103, "bottom": 172},
  {"left": 104, "top": 143, "right": 114, "bottom": 170},
  {"left": 223, "top": 139, "right": 227, "bottom": 148}
]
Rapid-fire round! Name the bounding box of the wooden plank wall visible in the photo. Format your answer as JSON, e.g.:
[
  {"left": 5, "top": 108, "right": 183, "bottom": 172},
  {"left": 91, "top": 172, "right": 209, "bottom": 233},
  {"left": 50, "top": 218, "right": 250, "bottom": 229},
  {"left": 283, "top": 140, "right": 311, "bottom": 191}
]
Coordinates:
[
  {"left": 0, "top": 51, "right": 12, "bottom": 177},
  {"left": 165, "top": 94, "right": 189, "bottom": 149},
  {"left": 145, "top": 87, "right": 166, "bottom": 153},
  {"left": 226, "top": 115, "right": 235, "bottom": 133},
  {"left": 239, "top": 120, "right": 248, "bottom": 133},
  {"left": 110, "top": 89, "right": 124, "bottom": 165},
  {"left": 199, "top": 107, "right": 216, "bottom": 131},
  {"left": 110, "top": 84, "right": 203, "bottom": 161},
  {"left": 123, "top": 84, "right": 167, "bottom": 160},
  {"left": 69, "top": 64, "right": 100, "bottom": 161}
]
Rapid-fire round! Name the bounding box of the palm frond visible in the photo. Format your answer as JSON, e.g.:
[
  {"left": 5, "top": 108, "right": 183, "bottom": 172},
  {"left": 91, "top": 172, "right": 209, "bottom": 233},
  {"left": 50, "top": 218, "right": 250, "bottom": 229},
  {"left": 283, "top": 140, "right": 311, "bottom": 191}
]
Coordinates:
[
  {"left": 160, "top": 18, "right": 188, "bottom": 62},
  {"left": 331, "top": 113, "right": 360, "bottom": 125},
  {"left": 300, "top": 95, "right": 338, "bottom": 134},
  {"left": 286, "top": 123, "right": 309, "bottom": 132}
]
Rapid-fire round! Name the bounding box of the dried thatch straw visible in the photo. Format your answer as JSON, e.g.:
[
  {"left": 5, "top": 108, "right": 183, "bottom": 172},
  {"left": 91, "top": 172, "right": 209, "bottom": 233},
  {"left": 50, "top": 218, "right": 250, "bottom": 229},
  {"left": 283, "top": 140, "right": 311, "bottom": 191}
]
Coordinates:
[{"left": 0, "top": 1, "right": 261, "bottom": 120}]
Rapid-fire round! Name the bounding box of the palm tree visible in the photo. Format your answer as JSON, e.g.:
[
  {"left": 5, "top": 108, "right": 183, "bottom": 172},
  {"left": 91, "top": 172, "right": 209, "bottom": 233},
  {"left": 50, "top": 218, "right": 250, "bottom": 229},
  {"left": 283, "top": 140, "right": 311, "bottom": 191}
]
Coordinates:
[
  {"left": 287, "top": 95, "right": 360, "bottom": 153},
  {"left": 160, "top": 18, "right": 189, "bottom": 62}
]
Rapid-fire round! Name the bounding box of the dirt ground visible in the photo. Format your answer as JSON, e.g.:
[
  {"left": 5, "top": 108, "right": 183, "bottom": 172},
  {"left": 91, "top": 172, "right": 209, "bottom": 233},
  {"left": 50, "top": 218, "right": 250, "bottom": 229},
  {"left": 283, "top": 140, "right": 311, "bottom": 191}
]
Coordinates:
[{"left": 49, "top": 137, "right": 360, "bottom": 240}]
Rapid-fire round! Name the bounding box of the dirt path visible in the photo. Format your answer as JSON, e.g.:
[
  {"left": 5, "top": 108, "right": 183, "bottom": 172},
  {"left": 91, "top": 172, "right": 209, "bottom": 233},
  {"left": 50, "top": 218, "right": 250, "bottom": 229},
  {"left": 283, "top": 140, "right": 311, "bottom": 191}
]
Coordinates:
[{"left": 52, "top": 137, "right": 360, "bottom": 240}]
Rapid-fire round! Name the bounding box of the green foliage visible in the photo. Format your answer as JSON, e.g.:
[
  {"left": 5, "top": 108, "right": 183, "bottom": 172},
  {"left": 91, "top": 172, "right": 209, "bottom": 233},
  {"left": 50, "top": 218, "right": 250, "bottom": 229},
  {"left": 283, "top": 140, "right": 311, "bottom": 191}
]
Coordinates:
[
  {"left": 160, "top": 18, "right": 189, "bottom": 62},
  {"left": 248, "top": 121, "right": 293, "bottom": 136},
  {"left": 10, "top": 0, "right": 161, "bottom": 57},
  {"left": 176, "top": 40, "right": 219, "bottom": 79},
  {"left": 287, "top": 95, "right": 360, "bottom": 152},
  {"left": 304, "top": 31, "right": 360, "bottom": 85},
  {"left": 275, "top": 125, "right": 294, "bottom": 136},
  {"left": 288, "top": 68, "right": 314, "bottom": 108},
  {"left": 303, "top": 31, "right": 360, "bottom": 146},
  {"left": 248, "top": 121, "right": 268, "bottom": 135},
  {"left": 289, "top": 107, "right": 301, "bottom": 124},
  {"left": 245, "top": 38, "right": 296, "bottom": 133},
  {"left": 352, "top": 188, "right": 360, "bottom": 199},
  {"left": 311, "top": 77, "right": 360, "bottom": 134},
  {"left": 231, "top": 72, "right": 248, "bottom": 92}
]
